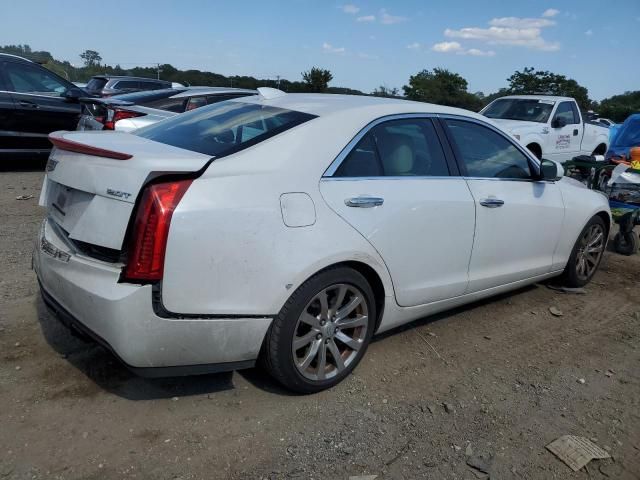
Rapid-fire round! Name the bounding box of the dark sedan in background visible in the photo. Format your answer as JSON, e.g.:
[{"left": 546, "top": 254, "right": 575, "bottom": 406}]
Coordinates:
[{"left": 0, "top": 53, "right": 85, "bottom": 158}]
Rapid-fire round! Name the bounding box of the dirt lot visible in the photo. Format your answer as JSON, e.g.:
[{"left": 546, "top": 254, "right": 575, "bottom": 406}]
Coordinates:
[{"left": 0, "top": 164, "right": 639, "bottom": 480}]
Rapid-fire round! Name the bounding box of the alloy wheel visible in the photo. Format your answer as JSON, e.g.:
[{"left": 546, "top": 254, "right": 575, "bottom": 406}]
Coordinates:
[
  {"left": 292, "top": 283, "right": 369, "bottom": 381},
  {"left": 575, "top": 223, "right": 605, "bottom": 281}
]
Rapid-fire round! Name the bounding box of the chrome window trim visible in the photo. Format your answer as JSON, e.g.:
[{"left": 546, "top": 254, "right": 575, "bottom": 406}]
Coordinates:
[
  {"left": 0, "top": 90, "right": 66, "bottom": 99},
  {"left": 437, "top": 113, "right": 544, "bottom": 179},
  {"left": 322, "top": 113, "right": 439, "bottom": 178},
  {"left": 321, "top": 175, "right": 460, "bottom": 182}
]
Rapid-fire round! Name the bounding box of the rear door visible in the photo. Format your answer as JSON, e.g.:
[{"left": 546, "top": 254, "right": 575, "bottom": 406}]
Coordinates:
[
  {"left": 320, "top": 115, "right": 476, "bottom": 306},
  {"left": 441, "top": 117, "right": 564, "bottom": 292},
  {"left": 4, "top": 60, "right": 80, "bottom": 151}
]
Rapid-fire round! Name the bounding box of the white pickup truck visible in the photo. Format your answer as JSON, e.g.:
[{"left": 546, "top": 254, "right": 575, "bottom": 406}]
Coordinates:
[{"left": 481, "top": 95, "right": 609, "bottom": 163}]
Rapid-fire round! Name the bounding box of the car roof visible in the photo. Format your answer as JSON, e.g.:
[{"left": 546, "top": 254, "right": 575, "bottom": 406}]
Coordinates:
[
  {"left": 170, "top": 87, "right": 257, "bottom": 98},
  {"left": 497, "top": 95, "right": 574, "bottom": 102},
  {"left": 91, "top": 75, "right": 170, "bottom": 82},
  {"left": 235, "top": 92, "right": 488, "bottom": 120},
  {"left": 0, "top": 53, "right": 33, "bottom": 63}
]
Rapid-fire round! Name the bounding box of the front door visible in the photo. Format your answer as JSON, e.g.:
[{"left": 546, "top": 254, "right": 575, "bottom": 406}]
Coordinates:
[
  {"left": 442, "top": 117, "right": 564, "bottom": 292},
  {"left": 4, "top": 60, "right": 81, "bottom": 151},
  {"left": 0, "top": 62, "right": 19, "bottom": 155},
  {"left": 320, "top": 116, "right": 476, "bottom": 307},
  {"left": 548, "top": 101, "right": 582, "bottom": 162}
]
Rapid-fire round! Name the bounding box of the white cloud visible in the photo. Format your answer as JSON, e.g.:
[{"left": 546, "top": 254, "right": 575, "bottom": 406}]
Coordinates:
[
  {"left": 432, "top": 42, "right": 495, "bottom": 56},
  {"left": 444, "top": 25, "right": 560, "bottom": 51},
  {"left": 432, "top": 41, "right": 463, "bottom": 53},
  {"left": 357, "top": 15, "right": 376, "bottom": 22},
  {"left": 379, "top": 8, "right": 407, "bottom": 25},
  {"left": 322, "top": 42, "right": 346, "bottom": 54},
  {"left": 341, "top": 4, "right": 360, "bottom": 14},
  {"left": 406, "top": 42, "right": 421, "bottom": 50},
  {"left": 584, "top": 29, "right": 593, "bottom": 36},
  {"left": 466, "top": 48, "right": 496, "bottom": 57},
  {"left": 489, "top": 17, "right": 555, "bottom": 28},
  {"left": 542, "top": 8, "right": 560, "bottom": 17}
]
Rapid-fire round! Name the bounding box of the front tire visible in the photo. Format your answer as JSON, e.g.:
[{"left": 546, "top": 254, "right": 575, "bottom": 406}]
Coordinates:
[
  {"left": 263, "top": 267, "right": 376, "bottom": 393},
  {"left": 560, "top": 216, "right": 607, "bottom": 287}
]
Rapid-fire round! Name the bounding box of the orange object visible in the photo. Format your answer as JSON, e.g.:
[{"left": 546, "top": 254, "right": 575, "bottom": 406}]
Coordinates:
[{"left": 630, "top": 147, "right": 640, "bottom": 170}]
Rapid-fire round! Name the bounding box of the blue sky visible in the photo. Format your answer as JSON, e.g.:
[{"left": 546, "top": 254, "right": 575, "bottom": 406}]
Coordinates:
[{"left": 2, "top": 0, "right": 639, "bottom": 100}]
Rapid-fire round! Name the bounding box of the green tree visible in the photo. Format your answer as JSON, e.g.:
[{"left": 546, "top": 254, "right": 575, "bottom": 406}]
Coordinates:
[
  {"left": 507, "top": 67, "right": 592, "bottom": 110},
  {"left": 403, "top": 68, "right": 482, "bottom": 111},
  {"left": 301, "top": 67, "right": 333, "bottom": 93},
  {"left": 372, "top": 85, "right": 400, "bottom": 98},
  {"left": 79, "top": 49, "right": 102, "bottom": 67},
  {"left": 598, "top": 91, "right": 640, "bottom": 123}
]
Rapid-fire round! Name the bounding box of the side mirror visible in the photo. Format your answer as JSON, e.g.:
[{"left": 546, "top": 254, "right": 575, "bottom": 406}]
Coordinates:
[
  {"left": 551, "top": 117, "right": 567, "bottom": 129},
  {"left": 63, "top": 87, "right": 85, "bottom": 102},
  {"left": 539, "top": 159, "right": 563, "bottom": 181}
]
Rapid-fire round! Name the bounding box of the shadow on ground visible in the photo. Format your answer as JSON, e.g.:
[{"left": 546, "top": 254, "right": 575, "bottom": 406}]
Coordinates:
[
  {"left": 35, "top": 296, "right": 239, "bottom": 401},
  {"left": 34, "top": 283, "right": 543, "bottom": 400}
]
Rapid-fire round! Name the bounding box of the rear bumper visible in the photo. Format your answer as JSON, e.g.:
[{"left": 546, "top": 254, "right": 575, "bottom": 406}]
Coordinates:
[{"left": 34, "top": 218, "right": 272, "bottom": 376}]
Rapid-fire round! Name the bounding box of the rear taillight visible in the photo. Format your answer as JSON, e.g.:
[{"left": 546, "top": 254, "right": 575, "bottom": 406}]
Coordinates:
[
  {"left": 123, "top": 179, "right": 193, "bottom": 282},
  {"left": 104, "top": 108, "right": 145, "bottom": 130}
]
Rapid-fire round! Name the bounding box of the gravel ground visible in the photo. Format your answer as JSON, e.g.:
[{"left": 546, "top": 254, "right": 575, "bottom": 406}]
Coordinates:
[{"left": 0, "top": 165, "right": 639, "bottom": 480}]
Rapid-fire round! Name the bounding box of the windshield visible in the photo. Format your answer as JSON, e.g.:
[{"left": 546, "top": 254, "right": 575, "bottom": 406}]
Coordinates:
[
  {"left": 137, "top": 101, "right": 316, "bottom": 157},
  {"left": 482, "top": 99, "right": 555, "bottom": 123}
]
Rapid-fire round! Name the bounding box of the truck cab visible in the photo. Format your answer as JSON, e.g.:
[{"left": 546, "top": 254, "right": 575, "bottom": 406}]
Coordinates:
[{"left": 481, "top": 95, "right": 610, "bottom": 163}]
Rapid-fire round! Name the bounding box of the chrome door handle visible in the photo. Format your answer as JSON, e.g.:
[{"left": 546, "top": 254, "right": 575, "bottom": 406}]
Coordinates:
[
  {"left": 479, "top": 198, "right": 505, "bottom": 208},
  {"left": 345, "top": 196, "right": 384, "bottom": 208}
]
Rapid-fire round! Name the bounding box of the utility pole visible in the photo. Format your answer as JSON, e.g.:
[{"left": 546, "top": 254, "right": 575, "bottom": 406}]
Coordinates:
[
  {"left": 276, "top": 75, "right": 281, "bottom": 89},
  {"left": 156, "top": 63, "right": 162, "bottom": 80}
]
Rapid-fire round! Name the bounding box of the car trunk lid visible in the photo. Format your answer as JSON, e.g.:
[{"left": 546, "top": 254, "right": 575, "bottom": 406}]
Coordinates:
[{"left": 40, "top": 131, "right": 212, "bottom": 250}]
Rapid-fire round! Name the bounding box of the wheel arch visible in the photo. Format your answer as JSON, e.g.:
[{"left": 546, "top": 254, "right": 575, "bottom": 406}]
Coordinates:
[
  {"left": 592, "top": 143, "right": 607, "bottom": 156},
  {"left": 298, "top": 259, "right": 389, "bottom": 333}
]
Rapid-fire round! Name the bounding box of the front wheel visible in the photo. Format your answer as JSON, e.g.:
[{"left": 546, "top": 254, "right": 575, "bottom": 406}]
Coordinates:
[
  {"left": 263, "top": 267, "right": 376, "bottom": 393},
  {"left": 560, "top": 216, "right": 607, "bottom": 287}
]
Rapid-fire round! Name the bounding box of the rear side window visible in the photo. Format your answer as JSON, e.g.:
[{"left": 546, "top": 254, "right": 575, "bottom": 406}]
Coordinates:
[
  {"left": 140, "top": 81, "right": 162, "bottom": 90},
  {"left": 114, "top": 80, "right": 139, "bottom": 90},
  {"left": 334, "top": 118, "right": 449, "bottom": 177},
  {"left": 137, "top": 101, "right": 316, "bottom": 157},
  {"left": 143, "top": 97, "right": 186, "bottom": 112},
  {"left": 445, "top": 119, "right": 532, "bottom": 179}
]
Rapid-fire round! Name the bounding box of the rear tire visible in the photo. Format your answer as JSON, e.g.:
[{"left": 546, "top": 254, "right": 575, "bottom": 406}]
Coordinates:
[
  {"left": 613, "top": 231, "right": 638, "bottom": 256},
  {"left": 263, "top": 267, "right": 376, "bottom": 394},
  {"left": 559, "top": 216, "right": 607, "bottom": 287}
]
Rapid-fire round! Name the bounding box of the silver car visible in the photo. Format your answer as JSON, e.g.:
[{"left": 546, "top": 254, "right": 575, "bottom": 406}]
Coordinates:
[{"left": 77, "top": 87, "right": 257, "bottom": 132}]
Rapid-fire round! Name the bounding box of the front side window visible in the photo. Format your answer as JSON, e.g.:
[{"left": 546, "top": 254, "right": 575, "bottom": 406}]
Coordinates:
[
  {"left": 334, "top": 118, "right": 449, "bottom": 177},
  {"left": 137, "top": 101, "right": 316, "bottom": 158},
  {"left": 445, "top": 119, "right": 532, "bottom": 179},
  {"left": 5, "top": 62, "right": 68, "bottom": 96},
  {"left": 554, "top": 102, "right": 579, "bottom": 125}
]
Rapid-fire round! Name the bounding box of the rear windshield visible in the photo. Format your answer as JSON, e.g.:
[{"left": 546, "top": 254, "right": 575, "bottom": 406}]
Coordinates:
[
  {"left": 136, "top": 101, "right": 316, "bottom": 157},
  {"left": 483, "top": 98, "right": 554, "bottom": 123},
  {"left": 86, "top": 78, "right": 108, "bottom": 91}
]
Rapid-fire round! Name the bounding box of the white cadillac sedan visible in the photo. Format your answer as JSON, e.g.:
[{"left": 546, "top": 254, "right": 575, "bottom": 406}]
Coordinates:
[{"left": 35, "top": 89, "right": 610, "bottom": 393}]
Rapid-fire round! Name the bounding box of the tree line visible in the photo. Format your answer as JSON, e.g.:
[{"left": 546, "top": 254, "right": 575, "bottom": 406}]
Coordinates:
[{"left": 2, "top": 44, "right": 638, "bottom": 122}]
